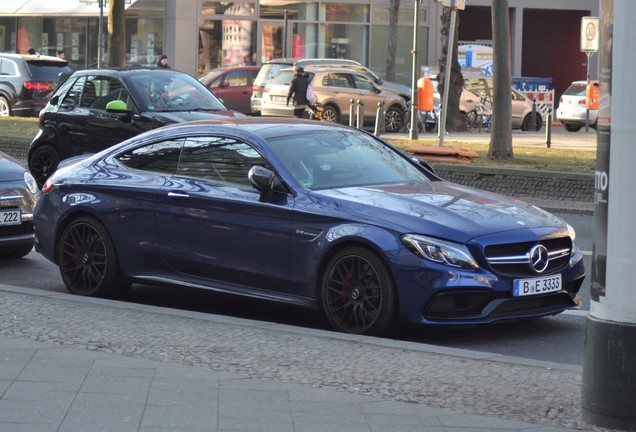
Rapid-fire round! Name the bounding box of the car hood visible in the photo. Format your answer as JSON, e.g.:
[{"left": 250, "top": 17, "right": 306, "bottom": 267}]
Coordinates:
[
  {"left": 141, "top": 110, "right": 246, "bottom": 124},
  {"left": 0, "top": 153, "right": 26, "bottom": 182},
  {"left": 313, "top": 181, "right": 567, "bottom": 243}
]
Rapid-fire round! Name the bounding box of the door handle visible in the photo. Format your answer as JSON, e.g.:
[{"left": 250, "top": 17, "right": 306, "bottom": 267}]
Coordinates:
[{"left": 167, "top": 191, "right": 189, "bottom": 199}]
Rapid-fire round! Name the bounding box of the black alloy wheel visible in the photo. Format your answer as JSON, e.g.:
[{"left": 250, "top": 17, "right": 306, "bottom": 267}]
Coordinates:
[
  {"left": 321, "top": 246, "right": 396, "bottom": 336},
  {"left": 29, "top": 144, "right": 61, "bottom": 187},
  {"left": 58, "top": 217, "right": 129, "bottom": 298}
]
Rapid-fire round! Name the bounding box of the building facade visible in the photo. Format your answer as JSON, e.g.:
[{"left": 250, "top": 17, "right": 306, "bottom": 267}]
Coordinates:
[{"left": 0, "top": 0, "right": 599, "bottom": 97}]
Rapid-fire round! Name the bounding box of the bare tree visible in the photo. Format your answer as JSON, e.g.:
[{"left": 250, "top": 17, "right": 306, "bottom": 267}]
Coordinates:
[
  {"left": 438, "top": 6, "right": 466, "bottom": 132},
  {"left": 107, "top": 0, "right": 126, "bottom": 68},
  {"left": 385, "top": 0, "right": 400, "bottom": 81},
  {"left": 488, "top": 0, "right": 513, "bottom": 159}
]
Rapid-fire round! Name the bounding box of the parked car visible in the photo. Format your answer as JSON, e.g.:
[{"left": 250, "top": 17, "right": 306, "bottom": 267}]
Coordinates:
[
  {"left": 251, "top": 57, "right": 410, "bottom": 115},
  {"left": 261, "top": 66, "right": 405, "bottom": 132},
  {"left": 0, "top": 151, "right": 40, "bottom": 259},
  {"left": 556, "top": 80, "right": 599, "bottom": 132},
  {"left": 464, "top": 77, "right": 543, "bottom": 131},
  {"left": 34, "top": 118, "right": 585, "bottom": 336},
  {"left": 0, "top": 53, "right": 72, "bottom": 117},
  {"left": 27, "top": 67, "right": 243, "bottom": 187},
  {"left": 198, "top": 65, "right": 260, "bottom": 115}
]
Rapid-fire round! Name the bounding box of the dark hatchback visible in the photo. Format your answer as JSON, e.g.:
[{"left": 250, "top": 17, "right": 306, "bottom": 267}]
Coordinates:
[
  {"left": 27, "top": 67, "right": 243, "bottom": 187},
  {"left": 34, "top": 118, "right": 585, "bottom": 336},
  {"left": 0, "top": 53, "right": 72, "bottom": 117},
  {"left": 0, "top": 151, "right": 40, "bottom": 258}
]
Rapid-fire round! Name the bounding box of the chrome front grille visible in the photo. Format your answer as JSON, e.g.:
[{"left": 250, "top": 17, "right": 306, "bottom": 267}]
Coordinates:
[{"left": 483, "top": 237, "right": 573, "bottom": 278}]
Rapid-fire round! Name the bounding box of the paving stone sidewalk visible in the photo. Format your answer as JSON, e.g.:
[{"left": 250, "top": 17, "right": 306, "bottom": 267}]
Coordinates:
[{"left": 0, "top": 284, "right": 612, "bottom": 432}]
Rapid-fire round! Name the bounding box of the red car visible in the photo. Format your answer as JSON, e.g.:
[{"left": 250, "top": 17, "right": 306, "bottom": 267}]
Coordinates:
[{"left": 198, "top": 66, "right": 260, "bottom": 115}]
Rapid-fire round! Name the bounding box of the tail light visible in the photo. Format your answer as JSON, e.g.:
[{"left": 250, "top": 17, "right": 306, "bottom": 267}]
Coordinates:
[
  {"left": 24, "top": 81, "right": 53, "bottom": 91},
  {"left": 559, "top": 97, "right": 564, "bottom": 104},
  {"left": 252, "top": 84, "right": 259, "bottom": 92},
  {"left": 578, "top": 98, "right": 586, "bottom": 106},
  {"left": 263, "top": 87, "right": 270, "bottom": 93}
]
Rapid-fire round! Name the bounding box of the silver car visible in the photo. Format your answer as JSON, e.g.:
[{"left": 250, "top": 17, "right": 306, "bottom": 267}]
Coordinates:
[
  {"left": 261, "top": 66, "right": 406, "bottom": 132},
  {"left": 0, "top": 151, "right": 39, "bottom": 258}
]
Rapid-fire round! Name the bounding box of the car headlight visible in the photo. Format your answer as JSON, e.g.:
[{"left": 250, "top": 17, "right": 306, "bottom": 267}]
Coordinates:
[
  {"left": 566, "top": 223, "right": 576, "bottom": 242},
  {"left": 24, "top": 172, "right": 39, "bottom": 195},
  {"left": 401, "top": 234, "right": 479, "bottom": 269}
]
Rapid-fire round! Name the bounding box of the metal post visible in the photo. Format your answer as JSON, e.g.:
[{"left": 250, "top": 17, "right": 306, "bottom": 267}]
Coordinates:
[
  {"left": 439, "top": 0, "right": 458, "bottom": 147},
  {"left": 409, "top": 0, "right": 421, "bottom": 140},
  {"left": 545, "top": 108, "right": 552, "bottom": 148},
  {"left": 97, "top": 0, "right": 104, "bottom": 69},
  {"left": 356, "top": 99, "right": 363, "bottom": 129},
  {"left": 374, "top": 101, "right": 384, "bottom": 136},
  {"left": 282, "top": 10, "right": 289, "bottom": 59},
  {"left": 349, "top": 99, "right": 355, "bottom": 127},
  {"left": 531, "top": 97, "right": 537, "bottom": 131},
  {"left": 585, "top": 52, "right": 591, "bottom": 132}
]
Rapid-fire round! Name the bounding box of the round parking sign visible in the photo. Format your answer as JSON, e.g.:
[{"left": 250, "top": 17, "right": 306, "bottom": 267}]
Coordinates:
[{"left": 581, "top": 17, "right": 599, "bottom": 52}]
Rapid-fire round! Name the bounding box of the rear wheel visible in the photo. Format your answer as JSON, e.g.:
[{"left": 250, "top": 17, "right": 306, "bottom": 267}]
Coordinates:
[
  {"left": 321, "top": 104, "right": 340, "bottom": 124},
  {"left": 58, "top": 217, "right": 129, "bottom": 298},
  {"left": 321, "top": 246, "right": 397, "bottom": 336},
  {"left": 0, "top": 96, "right": 10, "bottom": 117},
  {"left": 28, "top": 144, "right": 60, "bottom": 187},
  {"left": 522, "top": 113, "right": 542, "bottom": 131}
]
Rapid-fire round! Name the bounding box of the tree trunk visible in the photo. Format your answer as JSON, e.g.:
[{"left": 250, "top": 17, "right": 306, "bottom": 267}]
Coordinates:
[
  {"left": 108, "top": 0, "right": 126, "bottom": 68},
  {"left": 438, "top": 6, "right": 466, "bottom": 132},
  {"left": 488, "top": 0, "right": 513, "bottom": 160},
  {"left": 385, "top": 0, "right": 400, "bottom": 82}
]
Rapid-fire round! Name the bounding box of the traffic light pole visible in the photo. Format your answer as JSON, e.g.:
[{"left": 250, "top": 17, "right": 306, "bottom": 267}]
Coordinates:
[{"left": 582, "top": 0, "right": 636, "bottom": 429}]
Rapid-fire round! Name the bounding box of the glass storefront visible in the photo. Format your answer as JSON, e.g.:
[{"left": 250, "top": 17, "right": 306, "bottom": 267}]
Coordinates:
[{"left": 0, "top": 0, "right": 430, "bottom": 85}]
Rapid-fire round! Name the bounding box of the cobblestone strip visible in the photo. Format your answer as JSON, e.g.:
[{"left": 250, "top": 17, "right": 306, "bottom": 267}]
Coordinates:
[{"left": 0, "top": 290, "right": 605, "bottom": 431}]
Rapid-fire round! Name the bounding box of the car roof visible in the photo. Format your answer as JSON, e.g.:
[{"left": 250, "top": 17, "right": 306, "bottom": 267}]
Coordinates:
[
  {"left": 65, "top": 67, "right": 181, "bottom": 78},
  {"left": 0, "top": 52, "right": 68, "bottom": 65},
  {"left": 264, "top": 57, "right": 361, "bottom": 67}
]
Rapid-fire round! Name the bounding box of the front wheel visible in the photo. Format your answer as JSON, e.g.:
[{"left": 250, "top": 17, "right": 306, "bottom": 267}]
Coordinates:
[
  {"left": 384, "top": 107, "right": 403, "bottom": 133},
  {"left": 564, "top": 123, "right": 582, "bottom": 132},
  {"left": 58, "top": 217, "right": 129, "bottom": 298},
  {"left": 321, "top": 247, "right": 397, "bottom": 336},
  {"left": 29, "top": 144, "right": 61, "bottom": 188},
  {"left": 522, "top": 113, "right": 542, "bottom": 131}
]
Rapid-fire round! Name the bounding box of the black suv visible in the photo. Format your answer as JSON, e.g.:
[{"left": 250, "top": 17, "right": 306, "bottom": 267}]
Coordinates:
[
  {"left": 0, "top": 53, "right": 72, "bottom": 117},
  {"left": 28, "top": 67, "right": 243, "bottom": 186}
]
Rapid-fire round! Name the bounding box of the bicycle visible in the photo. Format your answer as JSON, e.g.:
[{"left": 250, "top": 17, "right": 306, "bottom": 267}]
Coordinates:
[
  {"left": 402, "top": 101, "right": 434, "bottom": 133},
  {"left": 466, "top": 95, "right": 492, "bottom": 132}
]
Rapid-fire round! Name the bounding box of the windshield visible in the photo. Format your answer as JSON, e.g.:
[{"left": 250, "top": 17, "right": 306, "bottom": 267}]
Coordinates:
[
  {"left": 128, "top": 71, "right": 227, "bottom": 112},
  {"left": 266, "top": 129, "right": 427, "bottom": 190}
]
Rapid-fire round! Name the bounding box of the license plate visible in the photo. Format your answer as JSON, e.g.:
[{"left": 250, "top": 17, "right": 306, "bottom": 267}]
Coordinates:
[
  {"left": 513, "top": 274, "right": 562, "bottom": 297},
  {"left": 272, "top": 95, "right": 286, "bottom": 102},
  {"left": 0, "top": 209, "right": 21, "bottom": 226}
]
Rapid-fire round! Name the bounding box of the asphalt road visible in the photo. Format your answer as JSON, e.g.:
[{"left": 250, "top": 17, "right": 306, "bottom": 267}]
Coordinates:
[{"left": 0, "top": 211, "right": 594, "bottom": 368}]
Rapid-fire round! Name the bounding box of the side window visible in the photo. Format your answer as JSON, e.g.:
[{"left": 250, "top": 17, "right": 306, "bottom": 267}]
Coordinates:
[
  {"left": 352, "top": 74, "right": 375, "bottom": 91},
  {"left": 116, "top": 139, "right": 184, "bottom": 174},
  {"left": 62, "top": 76, "right": 87, "bottom": 107},
  {"left": 0, "top": 59, "right": 18, "bottom": 76},
  {"left": 81, "top": 76, "right": 129, "bottom": 110},
  {"left": 178, "top": 136, "right": 270, "bottom": 187},
  {"left": 225, "top": 70, "right": 249, "bottom": 87},
  {"left": 322, "top": 73, "right": 352, "bottom": 89}
]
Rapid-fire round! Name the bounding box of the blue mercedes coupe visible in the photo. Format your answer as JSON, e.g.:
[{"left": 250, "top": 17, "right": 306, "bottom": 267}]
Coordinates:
[{"left": 33, "top": 118, "right": 585, "bottom": 336}]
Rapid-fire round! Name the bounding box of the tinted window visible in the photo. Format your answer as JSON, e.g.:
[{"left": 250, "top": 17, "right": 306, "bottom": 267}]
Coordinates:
[
  {"left": 80, "top": 76, "right": 129, "bottom": 110},
  {"left": 25, "top": 61, "right": 71, "bottom": 81},
  {"left": 116, "top": 139, "right": 183, "bottom": 174},
  {"left": 178, "top": 136, "right": 270, "bottom": 186},
  {"left": 563, "top": 83, "right": 587, "bottom": 96},
  {"left": 63, "top": 76, "right": 87, "bottom": 107}
]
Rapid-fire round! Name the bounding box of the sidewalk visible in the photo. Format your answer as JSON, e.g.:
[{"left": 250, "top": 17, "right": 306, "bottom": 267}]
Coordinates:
[{"left": 0, "top": 283, "right": 611, "bottom": 432}]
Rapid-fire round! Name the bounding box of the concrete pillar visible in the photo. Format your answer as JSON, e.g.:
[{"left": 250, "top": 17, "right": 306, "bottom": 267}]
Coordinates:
[
  {"left": 582, "top": 0, "right": 636, "bottom": 429},
  {"left": 164, "top": 0, "right": 199, "bottom": 76}
]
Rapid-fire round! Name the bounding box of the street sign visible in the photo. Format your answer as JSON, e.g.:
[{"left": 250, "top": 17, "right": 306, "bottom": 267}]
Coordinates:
[
  {"left": 581, "top": 16, "right": 599, "bottom": 52},
  {"left": 441, "top": 0, "right": 465, "bottom": 10}
]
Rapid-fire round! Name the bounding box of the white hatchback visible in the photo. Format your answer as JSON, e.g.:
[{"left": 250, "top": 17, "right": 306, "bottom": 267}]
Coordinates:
[{"left": 556, "top": 80, "right": 599, "bottom": 132}]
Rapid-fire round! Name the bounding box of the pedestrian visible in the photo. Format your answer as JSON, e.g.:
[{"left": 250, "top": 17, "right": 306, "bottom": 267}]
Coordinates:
[
  {"left": 286, "top": 65, "right": 311, "bottom": 118},
  {"left": 156, "top": 54, "right": 171, "bottom": 69},
  {"left": 56, "top": 49, "right": 66, "bottom": 60},
  {"left": 28, "top": 48, "right": 36, "bottom": 55}
]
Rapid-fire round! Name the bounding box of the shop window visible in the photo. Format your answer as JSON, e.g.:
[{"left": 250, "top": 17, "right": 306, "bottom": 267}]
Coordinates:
[{"left": 320, "top": 4, "right": 369, "bottom": 23}]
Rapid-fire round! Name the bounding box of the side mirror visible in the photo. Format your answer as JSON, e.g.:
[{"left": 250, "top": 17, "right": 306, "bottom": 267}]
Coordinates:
[
  {"left": 248, "top": 165, "right": 287, "bottom": 202},
  {"left": 106, "top": 100, "right": 128, "bottom": 111}
]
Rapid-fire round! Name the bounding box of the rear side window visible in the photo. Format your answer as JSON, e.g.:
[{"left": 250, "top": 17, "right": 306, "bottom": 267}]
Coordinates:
[
  {"left": 269, "top": 71, "right": 294, "bottom": 85},
  {"left": 117, "top": 139, "right": 183, "bottom": 174},
  {"left": 0, "top": 59, "right": 18, "bottom": 76},
  {"left": 254, "top": 63, "right": 290, "bottom": 86}
]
